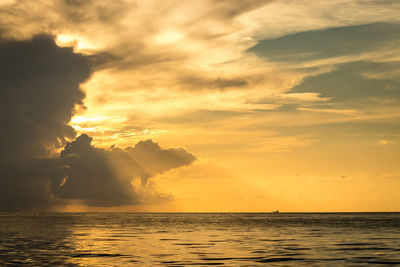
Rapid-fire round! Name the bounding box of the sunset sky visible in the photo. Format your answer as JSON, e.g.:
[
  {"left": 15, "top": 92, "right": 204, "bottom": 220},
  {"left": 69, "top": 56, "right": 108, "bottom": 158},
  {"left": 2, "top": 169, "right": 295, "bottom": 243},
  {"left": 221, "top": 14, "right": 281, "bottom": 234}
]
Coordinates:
[{"left": 1, "top": 0, "right": 399, "bottom": 212}]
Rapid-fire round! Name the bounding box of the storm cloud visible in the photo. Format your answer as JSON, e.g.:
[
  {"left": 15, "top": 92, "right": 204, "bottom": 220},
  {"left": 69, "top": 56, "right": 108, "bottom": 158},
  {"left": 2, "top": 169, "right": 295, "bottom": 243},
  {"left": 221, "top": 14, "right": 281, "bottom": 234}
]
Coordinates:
[
  {"left": 0, "top": 34, "right": 90, "bottom": 160},
  {"left": 0, "top": 35, "right": 196, "bottom": 210},
  {"left": 0, "top": 34, "right": 91, "bottom": 210}
]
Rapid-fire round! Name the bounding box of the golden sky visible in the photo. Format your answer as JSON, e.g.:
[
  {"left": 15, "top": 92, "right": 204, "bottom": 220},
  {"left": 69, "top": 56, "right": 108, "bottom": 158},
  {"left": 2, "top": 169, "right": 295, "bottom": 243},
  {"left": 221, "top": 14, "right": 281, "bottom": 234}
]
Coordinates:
[{"left": 1, "top": 0, "right": 400, "bottom": 211}]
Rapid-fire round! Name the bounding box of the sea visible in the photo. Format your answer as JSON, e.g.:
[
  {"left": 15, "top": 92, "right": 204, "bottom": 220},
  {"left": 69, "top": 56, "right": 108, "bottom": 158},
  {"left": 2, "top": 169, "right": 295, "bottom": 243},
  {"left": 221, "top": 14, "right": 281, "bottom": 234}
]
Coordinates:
[{"left": 0, "top": 212, "right": 399, "bottom": 266}]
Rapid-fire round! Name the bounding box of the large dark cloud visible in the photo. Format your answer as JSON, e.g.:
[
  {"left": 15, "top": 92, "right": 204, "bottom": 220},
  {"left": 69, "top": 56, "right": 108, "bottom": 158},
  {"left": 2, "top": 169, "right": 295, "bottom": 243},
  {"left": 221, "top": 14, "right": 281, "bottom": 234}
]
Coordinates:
[
  {"left": 0, "top": 34, "right": 196, "bottom": 210},
  {"left": 0, "top": 34, "right": 90, "bottom": 160},
  {"left": 0, "top": 34, "right": 91, "bottom": 210}
]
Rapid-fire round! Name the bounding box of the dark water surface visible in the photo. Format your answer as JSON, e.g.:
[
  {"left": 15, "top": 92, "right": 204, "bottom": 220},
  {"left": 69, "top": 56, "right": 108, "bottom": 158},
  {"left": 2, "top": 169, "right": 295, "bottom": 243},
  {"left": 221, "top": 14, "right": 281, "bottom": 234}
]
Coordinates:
[{"left": 0, "top": 213, "right": 399, "bottom": 266}]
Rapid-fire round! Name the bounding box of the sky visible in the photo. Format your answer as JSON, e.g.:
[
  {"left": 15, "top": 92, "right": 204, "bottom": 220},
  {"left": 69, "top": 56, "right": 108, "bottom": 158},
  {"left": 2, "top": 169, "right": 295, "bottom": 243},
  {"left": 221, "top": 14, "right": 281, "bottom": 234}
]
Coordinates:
[{"left": 0, "top": 0, "right": 399, "bottom": 212}]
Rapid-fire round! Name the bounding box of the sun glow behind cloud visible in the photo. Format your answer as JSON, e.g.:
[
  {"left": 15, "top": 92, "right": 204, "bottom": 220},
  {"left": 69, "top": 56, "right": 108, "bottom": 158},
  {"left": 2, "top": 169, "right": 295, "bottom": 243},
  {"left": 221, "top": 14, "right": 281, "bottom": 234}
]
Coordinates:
[
  {"left": 153, "top": 29, "right": 184, "bottom": 45},
  {"left": 56, "top": 34, "right": 96, "bottom": 52},
  {"left": 1, "top": 0, "right": 400, "bottom": 211}
]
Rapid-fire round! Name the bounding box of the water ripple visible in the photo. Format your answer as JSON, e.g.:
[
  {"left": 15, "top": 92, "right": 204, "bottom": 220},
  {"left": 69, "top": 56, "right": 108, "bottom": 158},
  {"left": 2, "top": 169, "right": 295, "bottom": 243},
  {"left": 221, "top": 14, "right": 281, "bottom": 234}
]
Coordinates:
[{"left": 0, "top": 212, "right": 399, "bottom": 266}]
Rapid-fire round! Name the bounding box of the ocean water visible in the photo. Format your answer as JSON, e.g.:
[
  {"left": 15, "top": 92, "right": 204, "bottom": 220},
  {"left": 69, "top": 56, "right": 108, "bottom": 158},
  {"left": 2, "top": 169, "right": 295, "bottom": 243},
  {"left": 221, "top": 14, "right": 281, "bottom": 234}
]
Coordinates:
[{"left": 0, "top": 213, "right": 399, "bottom": 266}]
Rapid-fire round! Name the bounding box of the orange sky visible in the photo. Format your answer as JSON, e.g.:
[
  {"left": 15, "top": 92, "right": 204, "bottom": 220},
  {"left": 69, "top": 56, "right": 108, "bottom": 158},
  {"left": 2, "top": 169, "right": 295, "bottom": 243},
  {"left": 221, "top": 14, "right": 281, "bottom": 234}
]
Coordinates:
[{"left": 1, "top": 0, "right": 400, "bottom": 211}]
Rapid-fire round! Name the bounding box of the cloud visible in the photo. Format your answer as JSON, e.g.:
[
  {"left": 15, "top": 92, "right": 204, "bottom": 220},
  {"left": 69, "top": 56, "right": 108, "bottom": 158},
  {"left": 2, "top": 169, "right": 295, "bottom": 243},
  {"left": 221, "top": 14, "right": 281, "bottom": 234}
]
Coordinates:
[
  {"left": 179, "top": 74, "right": 249, "bottom": 91},
  {"left": 0, "top": 34, "right": 196, "bottom": 210},
  {"left": 56, "top": 0, "right": 129, "bottom": 26},
  {"left": 52, "top": 134, "right": 196, "bottom": 207},
  {"left": 297, "top": 107, "right": 358, "bottom": 115},
  {"left": 0, "top": 34, "right": 91, "bottom": 159},
  {"left": 0, "top": 34, "right": 91, "bottom": 210}
]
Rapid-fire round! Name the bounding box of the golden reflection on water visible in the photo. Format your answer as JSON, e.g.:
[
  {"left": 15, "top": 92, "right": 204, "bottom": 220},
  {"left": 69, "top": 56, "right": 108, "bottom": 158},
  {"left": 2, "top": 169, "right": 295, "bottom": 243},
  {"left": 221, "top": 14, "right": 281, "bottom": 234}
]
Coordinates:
[
  {"left": 68, "top": 225, "right": 263, "bottom": 266},
  {"left": 1, "top": 213, "right": 400, "bottom": 266}
]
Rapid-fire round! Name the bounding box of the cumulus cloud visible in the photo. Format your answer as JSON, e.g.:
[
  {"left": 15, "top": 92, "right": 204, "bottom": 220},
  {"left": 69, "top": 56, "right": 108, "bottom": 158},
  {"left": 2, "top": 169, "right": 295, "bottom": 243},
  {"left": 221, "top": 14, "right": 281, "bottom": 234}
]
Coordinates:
[
  {"left": 52, "top": 134, "right": 196, "bottom": 207},
  {"left": 0, "top": 34, "right": 196, "bottom": 210}
]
